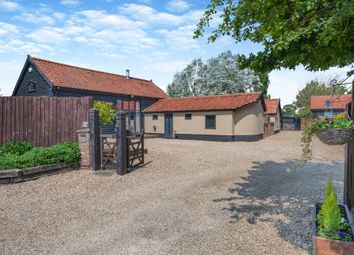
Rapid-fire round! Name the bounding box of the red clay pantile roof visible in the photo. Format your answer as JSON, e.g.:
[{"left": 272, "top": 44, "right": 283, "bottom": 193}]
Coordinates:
[
  {"left": 265, "top": 99, "right": 280, "bottom": 114},
  {"left": 310, "top": 95, "right": 351, "bottom": 110},
  {"left": 144, "top": 92, "right": 263, "bottom": 113},
  {"left": 31, "top": 56, "right": 167, "bottom": 99}
]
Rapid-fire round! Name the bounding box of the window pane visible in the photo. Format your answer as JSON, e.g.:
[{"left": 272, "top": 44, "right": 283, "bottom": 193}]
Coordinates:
[
  {"left": 205, "top": 115, "right": 216, "bottom": 129},
  {"left": 152, "top": 114, "right": 158, "bottom": 120},
  {"left": 185, "top": 114, "right": 192, "bottom": 120}
]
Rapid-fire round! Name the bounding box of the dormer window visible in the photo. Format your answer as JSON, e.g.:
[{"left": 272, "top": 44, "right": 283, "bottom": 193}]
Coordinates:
[{"left": 27, "top": 81, "right": 37, "bottom": 92}]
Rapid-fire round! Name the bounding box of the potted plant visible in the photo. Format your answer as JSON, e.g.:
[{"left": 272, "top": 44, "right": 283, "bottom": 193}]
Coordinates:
[
  {"left": 302, "top": 113, "right": 354, "bottom": 162},
  {"left": 312, "top": 179, "right": 354, "bottom": 255}
]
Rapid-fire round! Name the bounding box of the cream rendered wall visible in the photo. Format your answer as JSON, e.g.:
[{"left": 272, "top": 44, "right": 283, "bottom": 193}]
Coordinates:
[
  {"left": 266, "top": 110, "right": 281, "bottom": 131},
  {"left": 274, "top": 109, "right": 281, "bottom": 131},
  {"left": 233, "top": 101, "right": 265, "bottom": 135},
  {"left": 144, "top": 113, "right": 164, "bottom": 134},
  {"left": 173, "top": 111, "right": 234, "bottom": 135}
]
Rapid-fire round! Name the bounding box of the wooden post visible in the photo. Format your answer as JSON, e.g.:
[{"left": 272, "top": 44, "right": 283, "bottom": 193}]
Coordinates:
[
  {"left": 133, "top": 97, "right": 137, "bottom": 134},
  {"left": 346, "top": 79, "right": 354, "bottom": 209},
  {"left": 141, "top": 129, "right": 144, "bottom": 164},
  {"left": 89, "top": 109, "right": 100, "bottom": 170},
  {"left": 116, "top": 112, "right": 127, "bottom": 175}
]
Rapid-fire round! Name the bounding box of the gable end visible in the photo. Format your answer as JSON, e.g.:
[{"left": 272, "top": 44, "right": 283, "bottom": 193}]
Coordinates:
[{"left": 12, "top": 55, "right": 54, "bottom": 96}]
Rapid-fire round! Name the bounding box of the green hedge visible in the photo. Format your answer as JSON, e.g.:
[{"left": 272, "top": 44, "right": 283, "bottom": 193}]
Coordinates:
[
  {"left": 0, "top": 141, "right": 81, "bottom": 170},
  {"left": 0, "top": 141, "right": 33, "bottom": 156}
]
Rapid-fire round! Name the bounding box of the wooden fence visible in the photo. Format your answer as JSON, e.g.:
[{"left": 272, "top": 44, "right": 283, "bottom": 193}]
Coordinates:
[{"left": 0, "top": 96, "right": 93, "bottom": 146}]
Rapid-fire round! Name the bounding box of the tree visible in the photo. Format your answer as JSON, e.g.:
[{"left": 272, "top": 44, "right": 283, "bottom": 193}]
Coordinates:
[
  {"left": 167, "top": 58, "right": 206, "bottom": 97},
  {"left": 282, "top": 103, "right": 298, "bottom": 118},
  {"left": 295, "top": 78, "right": 348, "bottom": 117},
  {"left": 194, "top": 0, "right": 354, "bottom": 209},
  {"left": 167, "top": 50, "right": 268, "bottom": 97},
  {"left": 194, "top": 0, "right": 354, "bottom": 74}
]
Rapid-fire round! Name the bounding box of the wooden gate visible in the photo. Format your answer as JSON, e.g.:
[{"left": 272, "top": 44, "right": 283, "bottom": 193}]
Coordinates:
[{"left": 126, "top": 134, "right": 144, "bottom": 169}]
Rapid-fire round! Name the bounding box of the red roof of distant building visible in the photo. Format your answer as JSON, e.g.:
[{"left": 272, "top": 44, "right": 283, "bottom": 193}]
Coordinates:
[
  {"left": 31, "top": 56, "right": 167, "bottom": 99},
  {"left": 265, "top": 99, "right": 280, "bottom": 114},
  {"left": 144, "top": 92, "right": 263, "bottom": 113},
  {"left": 310, "top": 95, "right": 351, "bottom": 110}
]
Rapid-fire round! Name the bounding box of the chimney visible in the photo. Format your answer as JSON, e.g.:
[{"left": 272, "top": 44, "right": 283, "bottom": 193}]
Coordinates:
[{"left": 126, "top": 69, "right": 130, "bottom": 79}]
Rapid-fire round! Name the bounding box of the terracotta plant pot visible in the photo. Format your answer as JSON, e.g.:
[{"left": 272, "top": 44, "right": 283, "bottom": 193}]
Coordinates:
[{"left": 312, "top": 203, "right": 354, "bottom": 255}]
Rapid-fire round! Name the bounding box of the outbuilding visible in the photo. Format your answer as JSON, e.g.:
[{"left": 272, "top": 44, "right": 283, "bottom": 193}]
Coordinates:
[
  {"left": 310, "top": 95, "right": 351, "bottom": 117},
  {"left": 144, "top": 92, "right": 265, "bottom": 141},
  {"left": 264, "top": 98, "right": 282, "bottom": 133},
  {"left": 12, "top": 55, "right": 167, "bottom": 133}
]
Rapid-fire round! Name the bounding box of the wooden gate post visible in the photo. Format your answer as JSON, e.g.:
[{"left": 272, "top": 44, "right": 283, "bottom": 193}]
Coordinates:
[
  {"left": 89, "top": 109, "right": 100, "bottom": 170},
  {"left": 116, "top": 112, "right": 127, "bottom": 175},
  {"left": 345, "top": 79, "right": 354, "bottom": 209}
]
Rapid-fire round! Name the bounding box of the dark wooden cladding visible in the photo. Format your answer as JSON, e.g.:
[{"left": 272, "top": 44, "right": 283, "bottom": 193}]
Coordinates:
[{"left": 0, "top": 96, "right": 93, "bottom": 146}]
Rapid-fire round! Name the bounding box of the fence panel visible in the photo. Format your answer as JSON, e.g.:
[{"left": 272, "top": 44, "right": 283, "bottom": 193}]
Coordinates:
[{"left": 0, "top": 96, "right": 93, "bottom": 146}]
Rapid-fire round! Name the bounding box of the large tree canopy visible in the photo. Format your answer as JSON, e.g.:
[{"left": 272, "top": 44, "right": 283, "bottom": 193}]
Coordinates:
[
  {"left": 167, "top": 50, "right": 269, "bottom": 98},
  {"left": 194, "top": 0, "right": 354, "bottom": 73}
]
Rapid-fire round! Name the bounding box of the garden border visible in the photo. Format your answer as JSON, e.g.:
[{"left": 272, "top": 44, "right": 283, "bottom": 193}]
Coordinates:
[{"left": 0, "top": 162, "right": 79, "bottom": 184}]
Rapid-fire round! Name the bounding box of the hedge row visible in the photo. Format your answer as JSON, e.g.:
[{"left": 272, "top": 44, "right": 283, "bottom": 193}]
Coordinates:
[{"left": 0, "top": 141, "right": 80, "bottom": 170}]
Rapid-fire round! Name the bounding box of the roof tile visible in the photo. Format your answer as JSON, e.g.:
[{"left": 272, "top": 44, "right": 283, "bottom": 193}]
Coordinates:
[
  {"left": 144, "top": 92, "right": 262, "bottom": 113},
  {"left": 31, "top": 57, "right": 167, "bottom": 99},
  {"left": 310, "top": 95, "right": 351, "bottom": 110},
  {"left": 265, "top": 99, "right": 280, "bottom": 114}
]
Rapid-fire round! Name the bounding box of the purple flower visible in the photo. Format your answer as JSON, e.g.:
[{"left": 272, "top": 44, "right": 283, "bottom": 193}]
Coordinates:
[{"left": 339, "top": 231, "right": 346, "bottom": 238}]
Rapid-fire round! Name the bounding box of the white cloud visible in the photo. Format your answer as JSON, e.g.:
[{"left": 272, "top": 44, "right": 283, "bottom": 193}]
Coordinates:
[
  {"left": 119, "top": 4, "right": 184, "bottom": 25},
  {"left": 74, "top": 36, "right": 88, "bottom": 43},
  {"left": 146, "top": 59, "right": 190, "bottom": 73},
  {"left": 93, "top": 29, "right": 159, "bottom": 48},
  {"left": 76, "top": 10, "right": 143, "bottom": 28},
  {"left": 27, "top": 27, "right": 67, "bottom": 43},
  {"left": 159, "top": 25, "right": 199, "bottom": 50},
  {"left": 52, "top": 12, "right": 66, "bottom": 21},
  {"left": 0, "top": 21, "right": 19, "bottom": 36},
  {"left": 18, "top": 12, "right": 56, "bottom": 25},
  {"left": 60, "top": 0, "right": 79, "bottom": 6},
  {"left": 0, "top": 0, "right": 20, "bottom": 11},
  {"left": 166, "top": 0, "right": 190, "bottom": 12}
]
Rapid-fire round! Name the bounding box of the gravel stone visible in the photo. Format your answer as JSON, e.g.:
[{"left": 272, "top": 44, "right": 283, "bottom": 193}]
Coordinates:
[{"left": 0, "top": 131, "right": 344, "bottom": 255}]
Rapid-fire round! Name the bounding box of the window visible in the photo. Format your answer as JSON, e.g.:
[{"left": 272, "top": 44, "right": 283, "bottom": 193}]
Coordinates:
[
  {"left": 152, "top": 114, "right": 158, "bottom": 120},
  {"left": 185, "top": 113, "right": 192, "bottom": 120},
  {"left": 27, "top": 81, "right": 37, "bottom": 92},
  {"left": 205, "top": 115, "right": 216, "bottom": 129},
  {"left": 130, "top": 113, "right": 135, "bottom": 120}
]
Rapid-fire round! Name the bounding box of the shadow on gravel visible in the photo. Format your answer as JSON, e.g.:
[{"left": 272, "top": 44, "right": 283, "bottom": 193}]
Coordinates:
[{"left": 213, "top": 160, "right": 344, "bottom": 251}]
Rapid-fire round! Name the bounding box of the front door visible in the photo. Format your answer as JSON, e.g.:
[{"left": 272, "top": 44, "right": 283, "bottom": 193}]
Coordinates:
[{"left": 164, "top": 114, "right": 173, "bottom": 138}]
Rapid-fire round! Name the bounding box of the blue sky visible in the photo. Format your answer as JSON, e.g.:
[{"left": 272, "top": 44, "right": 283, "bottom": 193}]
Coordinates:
[{"left": 0, "top": 0, "right": 351, "bottom": 104}]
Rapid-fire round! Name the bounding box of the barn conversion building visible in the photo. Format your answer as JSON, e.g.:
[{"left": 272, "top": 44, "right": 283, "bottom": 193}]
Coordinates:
[
  {"left": 144, "top": 92, "right": 265, "bottom": 141},
  {"left": 12, "top": 55, "right": 167, "bottom": 132}
]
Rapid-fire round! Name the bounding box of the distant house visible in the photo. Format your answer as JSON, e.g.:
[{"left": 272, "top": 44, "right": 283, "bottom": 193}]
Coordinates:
[
  {"left": 264, "top": 99, "right": 282, "bottom": 133},
  {"left": 310, "top": 95, "right": 351, "bottom": 117},
  {"left": 12, "top": 55, "right": 167, "bottom": 132},
  {"left": 144, "top": 92, "right": 265, "bottom": 141}
]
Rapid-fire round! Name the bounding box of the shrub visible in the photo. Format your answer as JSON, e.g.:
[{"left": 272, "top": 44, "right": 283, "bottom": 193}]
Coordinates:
[
  {"left": 317, "top": 179, "right": 351, "bottom": 241},
  {"left": 0, "top": 142, "right": 80, "bottom": 170},
  {"left": 93, "top": 100, "right": 115, "bottom": 125},
  {"left": 0, "top": 141, "right": 34, "bottom": 156}
]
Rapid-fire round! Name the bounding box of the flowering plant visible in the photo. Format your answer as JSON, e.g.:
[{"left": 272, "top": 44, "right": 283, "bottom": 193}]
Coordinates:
[{"left": 301, "top": 113, "right": 354, "bottom": 162}]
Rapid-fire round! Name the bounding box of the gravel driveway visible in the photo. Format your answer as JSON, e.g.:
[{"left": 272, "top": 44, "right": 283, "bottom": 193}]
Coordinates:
[{"left": 0, "top": 131, "right": 344, "bottom": 255}]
